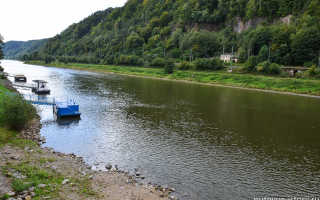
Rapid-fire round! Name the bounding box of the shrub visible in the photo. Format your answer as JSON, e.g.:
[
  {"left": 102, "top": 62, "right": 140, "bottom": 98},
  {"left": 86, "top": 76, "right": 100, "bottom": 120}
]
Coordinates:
[
  {"left": 269, "top": 63, "right": 281, "bottom": 75},
  {"left": 177, "top": 61, "right": 193, "bottom": 70},
  {"left": 192, "top": 58, "right": 224, "bottom": 71},
  {"left": 103, "top": 56, "right": 115, "bottom": 65},
  {"left": 256, "top": 61, "right": 281, "bottom": 75},
  {"left": 304, "top": 61, "right": 314, "bottom": 68},
  {"left": 308, "top": 65, "right": 320, "bottom": 77},
  {"left": 244, "top": 56, "right": 258, "bottom": 72},
  {"left": 164, "top": 60, "right": 174, "bottom": 74},
  {"left": 0, "top": 94, "right": 36, "bottom": 130},
  {"left": 168, "top": 48, "right": 181, "bottom": 58},
  {"left": 117, "top": 55, "right": 144, "bottom": 66},
  {"left": 151, "top": 57, "right": 166, "bottom": 67},
  {"left": 44, "top": 55, "right": 55, "bottom": 64},
  {"left": 0, "top": 65, "right": 4, "bottom": 72}
]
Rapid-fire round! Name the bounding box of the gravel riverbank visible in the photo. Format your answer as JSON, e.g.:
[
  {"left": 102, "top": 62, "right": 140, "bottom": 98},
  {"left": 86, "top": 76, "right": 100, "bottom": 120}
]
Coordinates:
[{"left": 0, "top": 79, "right": 177, "bottom": 200}]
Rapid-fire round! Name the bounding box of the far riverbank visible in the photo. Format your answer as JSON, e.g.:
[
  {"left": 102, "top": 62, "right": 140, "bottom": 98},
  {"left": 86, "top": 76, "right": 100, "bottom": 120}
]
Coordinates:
[{"left": 26, "top": 60, "right": 320, "bottom": 97}]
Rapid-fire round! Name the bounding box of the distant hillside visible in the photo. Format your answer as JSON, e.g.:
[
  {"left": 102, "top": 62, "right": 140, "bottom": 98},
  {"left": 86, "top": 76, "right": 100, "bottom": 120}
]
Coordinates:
[
  {"left": 24, "top": 0, "right": 320, "bottom": 66},
  {"left": 4, "top": 39, "right": 48, "bottom": 59}
]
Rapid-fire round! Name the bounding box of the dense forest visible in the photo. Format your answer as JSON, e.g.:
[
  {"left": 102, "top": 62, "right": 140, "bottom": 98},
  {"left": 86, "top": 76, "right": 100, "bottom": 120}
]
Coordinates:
[
  {"left": 20, "top": 0, "right": 320, "bottom": 68},
  {"left": 3, "top": 39, "right": 48, "bottom": 59},
  {"left": 0, "top": 34, "right": 3, "bottom": 61}
]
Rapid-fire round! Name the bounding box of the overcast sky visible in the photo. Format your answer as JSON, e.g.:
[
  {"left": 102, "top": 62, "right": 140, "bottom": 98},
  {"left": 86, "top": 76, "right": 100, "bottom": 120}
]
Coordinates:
[{"left": 0, "top": 0, "right": 127, "bottom": 42}]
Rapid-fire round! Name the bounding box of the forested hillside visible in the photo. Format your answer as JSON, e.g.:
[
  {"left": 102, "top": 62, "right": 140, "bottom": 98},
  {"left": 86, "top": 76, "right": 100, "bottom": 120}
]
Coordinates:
[
  {"left": 3, "top": 39, "right": 48, "bottom": 59},
  {"left": 24, "top": 0, "right": 320, "bottom": 67}
]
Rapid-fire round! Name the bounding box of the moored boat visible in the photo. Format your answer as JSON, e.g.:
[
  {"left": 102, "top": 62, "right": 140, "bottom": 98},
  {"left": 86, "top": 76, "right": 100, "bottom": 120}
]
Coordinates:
[
  {"left": 32, "top": 80, "right": 51, "bottom": 95},
  {"left": 14, "top": 74, "right": 27, "bottom": 82}
]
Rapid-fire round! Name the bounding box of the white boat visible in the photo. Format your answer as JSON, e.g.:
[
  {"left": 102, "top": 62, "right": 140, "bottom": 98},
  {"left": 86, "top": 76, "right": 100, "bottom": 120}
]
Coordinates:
[{"left": 32, "top": 80, "right": 51, "bottom": 95}]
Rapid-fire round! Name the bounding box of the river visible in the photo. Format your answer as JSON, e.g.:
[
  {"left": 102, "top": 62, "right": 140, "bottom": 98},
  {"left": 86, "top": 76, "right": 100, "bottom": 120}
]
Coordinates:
[{"left": 2, "top": 60, "right": 320, "bottom": 200}]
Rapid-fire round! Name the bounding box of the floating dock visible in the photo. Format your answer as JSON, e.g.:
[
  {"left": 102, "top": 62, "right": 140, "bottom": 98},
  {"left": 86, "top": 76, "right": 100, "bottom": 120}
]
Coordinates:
[{"left": 24, "top": 95, "right": 81, "bottom": 119}]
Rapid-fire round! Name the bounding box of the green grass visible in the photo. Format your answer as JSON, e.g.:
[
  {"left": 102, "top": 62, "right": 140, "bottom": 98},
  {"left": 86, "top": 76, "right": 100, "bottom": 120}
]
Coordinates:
[
  {"left": 2, "top": 163, "right": 65, "bottom": 199},
  {"left": 0, "top": 82, "right": 10, "bottom": 116},
  {"left": 0, "top": 81, "right": 37, "bottom": 148},
  {"left": 26, "top": 61, "right": 320, "bottom": 96},
  {"left": 0, "top": 128, "right": 37, "bottom": 148}
]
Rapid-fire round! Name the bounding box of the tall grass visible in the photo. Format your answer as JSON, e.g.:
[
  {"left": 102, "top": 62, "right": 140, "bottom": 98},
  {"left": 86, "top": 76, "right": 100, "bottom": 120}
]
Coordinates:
[{"left": 0, "top": 90, "right": 36, "bottom": 131}]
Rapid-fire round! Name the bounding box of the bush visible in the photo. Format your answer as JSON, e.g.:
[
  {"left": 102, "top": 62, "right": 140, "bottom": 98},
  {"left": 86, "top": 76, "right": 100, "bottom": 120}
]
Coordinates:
[
  {"left": 269, "top": 63, "right": 281, "bottom": 75},
  {"left": 304, "top": 61, "right": 314, "bottom": 68},
  {"left": 117, "top": 55, "right": 144, "bottom": 66},
  {"left": 164, "top": 60, "right": 174, "bottom": 74},
  {"left": 0, "top": 66, "right": 4, "bottom": 72},
  {"left": 151, "top": 57, "right": 166, "bottom": 67},
  {"left": 244, "top": 56, "right": 258, "bottom": 72},
  {"left": 0, "top": 94, "right": 36, "bottom": 130},
  {"left": 103, "top": 56, "right": 115, "bottom": 65},
  {"left": 256, "top": 61, "right": 281, "bottom": 75},
  {"left": 44, "top": 55, "right": 55, "bottom": 64},
  {"left": 308, "top": 65, "right": 320, "bottom": 77},
  {"left": 192, "top": 58, "right": 224, "bottom": 71},
  {"left": 177, "top": 61, "right": 193, "bottom": 70}
]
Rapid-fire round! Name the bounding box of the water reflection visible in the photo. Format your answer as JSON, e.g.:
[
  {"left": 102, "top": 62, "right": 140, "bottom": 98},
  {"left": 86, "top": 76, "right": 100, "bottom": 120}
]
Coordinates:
[{"left": 2, "top": 60, "right": 320, "bottom": 200}]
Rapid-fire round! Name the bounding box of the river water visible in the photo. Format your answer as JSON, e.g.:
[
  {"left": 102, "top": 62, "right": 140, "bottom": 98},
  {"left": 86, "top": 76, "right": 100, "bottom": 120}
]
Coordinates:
[{"left": 2, "top": 60, "right": 320, "bottom": 200}]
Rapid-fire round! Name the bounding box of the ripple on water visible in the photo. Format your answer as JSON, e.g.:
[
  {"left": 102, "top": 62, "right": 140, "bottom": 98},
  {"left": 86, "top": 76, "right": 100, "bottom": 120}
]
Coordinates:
[{"left": 2, "top": 60, "right": 320, "bottom": 200}]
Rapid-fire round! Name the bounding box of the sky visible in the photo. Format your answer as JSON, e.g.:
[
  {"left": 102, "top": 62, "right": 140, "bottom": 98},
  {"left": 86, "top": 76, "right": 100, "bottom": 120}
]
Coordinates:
[{"left": 0, "top": 0, "right": 127, "bottom": 42}]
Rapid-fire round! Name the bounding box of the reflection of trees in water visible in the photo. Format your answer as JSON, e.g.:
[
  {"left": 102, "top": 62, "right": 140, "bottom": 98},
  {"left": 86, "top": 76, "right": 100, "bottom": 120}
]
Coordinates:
[{"left": 69, "top": 72, "right": 320, "bottom": 179}]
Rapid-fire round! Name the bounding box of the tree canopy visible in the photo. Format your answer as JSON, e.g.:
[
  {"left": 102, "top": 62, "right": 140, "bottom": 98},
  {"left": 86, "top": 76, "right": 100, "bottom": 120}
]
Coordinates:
[
  {"left": 14, "top": 0, "right": 320, "bottom": 67},
  {"left": 0, "top": 34, "right": 4, "bottom": 60}
]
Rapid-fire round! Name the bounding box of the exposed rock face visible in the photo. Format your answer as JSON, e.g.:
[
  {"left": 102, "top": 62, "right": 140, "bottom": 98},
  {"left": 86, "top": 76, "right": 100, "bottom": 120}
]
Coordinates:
[
  {"left": 280, "top": 15, "right": 293, "bottom": 25},
  {"left": 233, "top": 15, "right": 292, "bottom": 33},
  {"left": 233, "top": 17, "right": 266, "bottom": 33}
]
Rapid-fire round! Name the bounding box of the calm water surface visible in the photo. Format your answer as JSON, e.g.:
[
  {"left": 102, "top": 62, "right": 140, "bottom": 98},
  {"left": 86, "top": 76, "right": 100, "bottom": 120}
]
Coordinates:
[{"left": 3, "top": 60, "right": 320, "bottom": 200}]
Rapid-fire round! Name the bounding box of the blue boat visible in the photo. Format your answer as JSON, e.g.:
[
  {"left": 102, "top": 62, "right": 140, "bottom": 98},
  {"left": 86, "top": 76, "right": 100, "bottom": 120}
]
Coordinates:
[
  {"left": 54, "top": 101, "right": 81, "bottom": 118},
  {"left": 24, "top": 94, "right": 81, "bottom": 119}
]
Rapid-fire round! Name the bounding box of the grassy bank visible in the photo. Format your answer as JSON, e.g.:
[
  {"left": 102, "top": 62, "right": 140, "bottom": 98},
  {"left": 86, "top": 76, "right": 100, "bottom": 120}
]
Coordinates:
[
  {"left": 0, "top": 79, "right": 36, "bottom": 131},
  {"left": 26, "top": 61, "right": 320, "bottom": 96},
  {"left": 0, "top": 76, "right": 173, "bottom": 200}
]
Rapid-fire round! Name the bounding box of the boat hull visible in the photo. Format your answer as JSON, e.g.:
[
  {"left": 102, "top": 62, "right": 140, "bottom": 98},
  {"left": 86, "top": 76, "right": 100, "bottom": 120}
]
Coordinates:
[
  {"left": 32, "top": 89, "right": 51, "bottom": 95},
  {"left": 14, "top": 77, "right": 27, "bottom": 82}
]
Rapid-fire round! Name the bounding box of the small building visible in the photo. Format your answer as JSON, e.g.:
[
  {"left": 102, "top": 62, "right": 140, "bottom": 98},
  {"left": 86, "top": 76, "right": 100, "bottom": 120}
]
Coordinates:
[{"left": 220, "top": 54, "right": 238, "bottom": 63}]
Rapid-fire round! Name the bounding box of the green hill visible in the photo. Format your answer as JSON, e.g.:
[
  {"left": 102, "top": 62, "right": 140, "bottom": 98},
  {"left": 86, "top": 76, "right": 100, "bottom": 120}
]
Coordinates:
[
  {"left": 24, "top": 0, "right": 320, "bottom": 67},
  {"left": 3, "top": 39, "right": 48, "bottom": 59}
]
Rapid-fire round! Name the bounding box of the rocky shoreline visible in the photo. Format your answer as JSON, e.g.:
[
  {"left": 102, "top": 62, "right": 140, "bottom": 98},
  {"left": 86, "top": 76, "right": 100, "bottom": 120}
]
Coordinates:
[{"left": 0, "top": 79, "right": 178, "bottom": 200}]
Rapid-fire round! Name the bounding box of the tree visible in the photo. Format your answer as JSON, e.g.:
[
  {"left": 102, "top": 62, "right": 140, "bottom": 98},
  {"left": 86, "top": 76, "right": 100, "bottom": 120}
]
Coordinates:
[
  {"left": 291, "top": 27, "right": 320, "bottom": 65},
  {"left": 180, "top": 30, "right": 220, "bottom": 58},
  {"left": 258, "top": 45, "right": 269, "bottom": 62},
  {"left": 126, "top": 32, "right": 144, "bottom": 49},
  {"left": 0, "top": 34, "right": 4, "bottom": 60}
]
